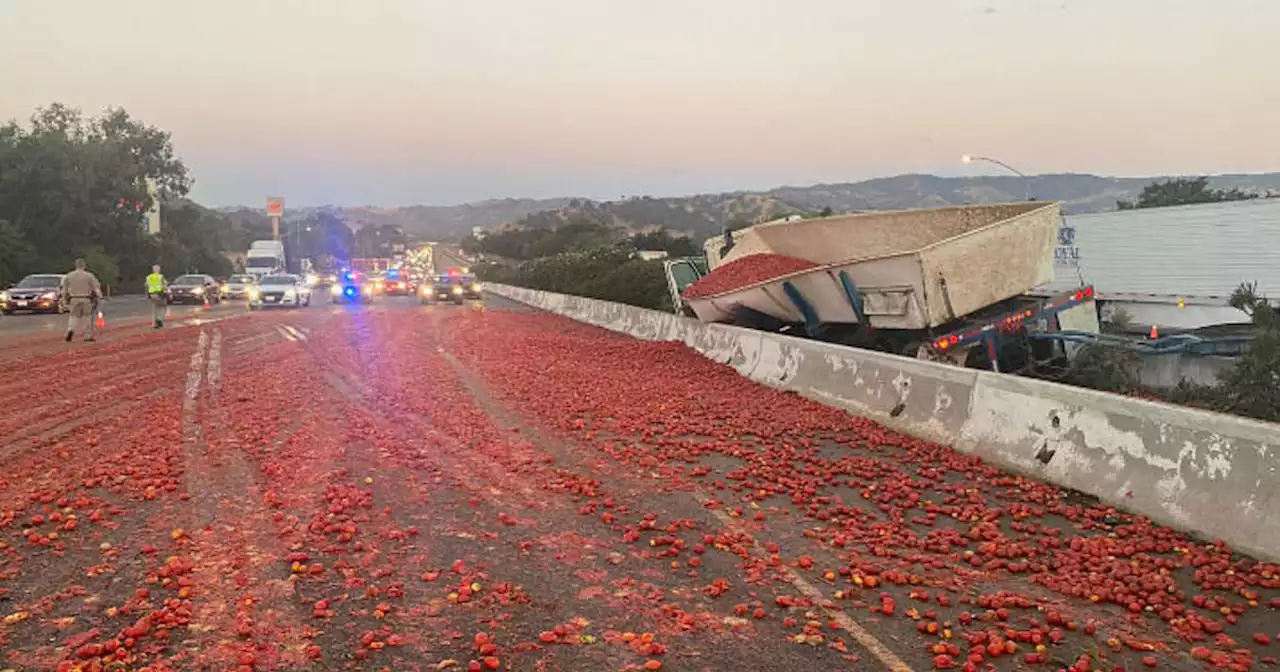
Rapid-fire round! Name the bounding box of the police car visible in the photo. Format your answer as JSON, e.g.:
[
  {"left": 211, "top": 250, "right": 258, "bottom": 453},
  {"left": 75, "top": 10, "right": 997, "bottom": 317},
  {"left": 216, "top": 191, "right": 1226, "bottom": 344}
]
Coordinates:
[
  {"left": 329, "top": 270, "right": 375, "bottom": 304},
  {"left": 420, "top": 273, "right": 466, "bottom": 305}
]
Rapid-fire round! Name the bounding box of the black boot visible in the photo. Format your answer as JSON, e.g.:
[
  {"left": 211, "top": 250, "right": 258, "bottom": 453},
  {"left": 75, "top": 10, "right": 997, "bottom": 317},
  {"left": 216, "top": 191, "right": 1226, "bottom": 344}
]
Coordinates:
[{"left": 65, "top": 331, "right": 73, "bottom": 342}]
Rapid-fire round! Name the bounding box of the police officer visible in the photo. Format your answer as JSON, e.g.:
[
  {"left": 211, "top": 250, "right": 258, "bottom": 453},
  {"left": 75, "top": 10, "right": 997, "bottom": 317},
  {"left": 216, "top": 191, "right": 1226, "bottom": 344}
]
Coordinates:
[
  {"left": 60, "top": 258, "right": 102, "bottom": 342},
  {"left": 145, "top": 265, "right": 168, "bottom": 328}
]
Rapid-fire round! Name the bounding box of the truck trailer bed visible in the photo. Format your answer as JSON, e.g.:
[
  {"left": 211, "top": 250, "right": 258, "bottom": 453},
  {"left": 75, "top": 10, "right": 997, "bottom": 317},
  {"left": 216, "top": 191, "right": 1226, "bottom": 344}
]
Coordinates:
[{"left": 686, "top": 202, "right": 1061, "bottom": 331}]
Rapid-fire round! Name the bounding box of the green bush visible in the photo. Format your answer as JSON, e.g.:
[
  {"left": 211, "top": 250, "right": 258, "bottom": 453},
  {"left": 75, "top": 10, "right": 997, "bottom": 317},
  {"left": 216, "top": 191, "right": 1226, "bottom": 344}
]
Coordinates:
[
  {"left": 476, "top": 245, "right": 670, "bottom": 311},
  {"left": 1216, "top": 283, "right": 1280, "bottom": 422},
  {"left": 79, "top": 246, "right": 120, "bottom": 287},
  {"left": 1059, "top": 343, "right": 1143, "bottom": 393}
]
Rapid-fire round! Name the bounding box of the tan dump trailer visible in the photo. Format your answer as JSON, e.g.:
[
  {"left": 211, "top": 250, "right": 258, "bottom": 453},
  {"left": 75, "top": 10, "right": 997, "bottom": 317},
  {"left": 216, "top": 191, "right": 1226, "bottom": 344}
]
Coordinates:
[{"left": 665, "top": 202, "right": 1100, "bottom": 372}]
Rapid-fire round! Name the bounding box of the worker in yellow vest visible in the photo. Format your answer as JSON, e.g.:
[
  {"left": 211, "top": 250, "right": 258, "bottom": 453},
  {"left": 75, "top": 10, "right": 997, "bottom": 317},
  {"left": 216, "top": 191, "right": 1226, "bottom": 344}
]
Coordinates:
[{"left": 145, "top": 265, "right": 168, "bottom": 328}]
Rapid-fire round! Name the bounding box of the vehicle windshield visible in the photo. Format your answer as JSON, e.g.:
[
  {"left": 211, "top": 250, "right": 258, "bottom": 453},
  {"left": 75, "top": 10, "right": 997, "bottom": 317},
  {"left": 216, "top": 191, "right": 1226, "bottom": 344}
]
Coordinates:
[
  {"left": 173, "top": 275, "right": 205, "bottom": 285},
  {"left": 258, "top": 275, "right": 297, "bottom": 286},
  {"left": 246, "top": 258, "right": 278, "bottom": 268},
  {"left": 15, "top": 275, "right": 61, "bottom": 289},
  {"left": 228, "top": 275, "right": 255, "bottom": 284}
]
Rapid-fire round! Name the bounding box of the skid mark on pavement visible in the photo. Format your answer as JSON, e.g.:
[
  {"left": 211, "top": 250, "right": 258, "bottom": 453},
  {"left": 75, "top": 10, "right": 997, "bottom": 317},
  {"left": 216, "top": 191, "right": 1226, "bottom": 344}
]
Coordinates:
[
  {"left": 0, "top": 389, "right": 168, "bottom": 460},
  {"left": 175, "top": 326, "right": 312, "bottom": 668},
  {"left": 207, "top": 328, "right": 222, "bottom": 392}
]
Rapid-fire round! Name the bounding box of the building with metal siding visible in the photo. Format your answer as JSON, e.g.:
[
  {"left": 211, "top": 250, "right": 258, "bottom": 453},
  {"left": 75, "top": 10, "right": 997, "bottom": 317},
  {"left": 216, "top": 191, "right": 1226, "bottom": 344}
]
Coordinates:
[{"left": 1035, "top": 198, "right": 1280, "bottom": 331}]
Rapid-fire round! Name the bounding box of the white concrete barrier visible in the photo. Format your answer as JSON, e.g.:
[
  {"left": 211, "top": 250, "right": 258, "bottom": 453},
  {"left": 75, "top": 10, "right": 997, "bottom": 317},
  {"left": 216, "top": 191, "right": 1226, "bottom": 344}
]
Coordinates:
[{"left": 487, "top": 284, "right": 1280, "bottom": 561}]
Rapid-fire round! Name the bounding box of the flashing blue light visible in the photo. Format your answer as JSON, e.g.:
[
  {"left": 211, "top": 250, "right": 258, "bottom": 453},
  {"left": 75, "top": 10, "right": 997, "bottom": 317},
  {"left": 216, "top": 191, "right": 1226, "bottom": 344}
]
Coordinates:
[
  {"left": 343, "top": 272, "right": 355, "bottom": 281},
  {"left": 344, "top": 287, "right": 356, "bottom": 297}
]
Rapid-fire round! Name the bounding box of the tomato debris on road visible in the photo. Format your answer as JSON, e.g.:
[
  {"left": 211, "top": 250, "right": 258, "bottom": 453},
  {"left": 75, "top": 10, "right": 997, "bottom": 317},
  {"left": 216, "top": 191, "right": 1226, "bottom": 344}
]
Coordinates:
[{"left": 0, "top": 300, "right": 1275, "bottom": 672}]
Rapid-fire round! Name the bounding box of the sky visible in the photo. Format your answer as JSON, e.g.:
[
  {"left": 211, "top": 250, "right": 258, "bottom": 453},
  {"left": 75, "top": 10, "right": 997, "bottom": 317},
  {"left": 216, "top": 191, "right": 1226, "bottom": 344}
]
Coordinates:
[{"left": 2, "top": 0, "right": 1278, "bottom": 207}]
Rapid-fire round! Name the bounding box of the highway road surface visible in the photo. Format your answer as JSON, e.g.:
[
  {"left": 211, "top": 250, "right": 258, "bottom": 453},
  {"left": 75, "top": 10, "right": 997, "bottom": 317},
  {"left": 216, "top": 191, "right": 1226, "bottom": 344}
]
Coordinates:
[
  {"left": 0, "top": 294, "right": 247, "bottom": 340},
  {"left": 0, "top": 292, "right": 1275, "bottom": 672}
]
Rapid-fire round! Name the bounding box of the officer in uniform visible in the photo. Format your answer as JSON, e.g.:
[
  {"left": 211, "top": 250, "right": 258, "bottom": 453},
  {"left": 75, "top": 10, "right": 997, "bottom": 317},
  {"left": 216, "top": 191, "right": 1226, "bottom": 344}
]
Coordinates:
[
  {"left": 145, "top": 265, "right": 168, "bottom": 328},
  {"left": 60, "top": 258, "right": 102, "bottom": 342}
]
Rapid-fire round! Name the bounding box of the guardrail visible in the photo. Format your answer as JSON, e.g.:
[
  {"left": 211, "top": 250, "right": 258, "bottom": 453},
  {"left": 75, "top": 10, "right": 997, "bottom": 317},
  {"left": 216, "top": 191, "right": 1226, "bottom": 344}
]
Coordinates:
[{"left": 486, "top": 283, "right": 1280, "bottom": 561}]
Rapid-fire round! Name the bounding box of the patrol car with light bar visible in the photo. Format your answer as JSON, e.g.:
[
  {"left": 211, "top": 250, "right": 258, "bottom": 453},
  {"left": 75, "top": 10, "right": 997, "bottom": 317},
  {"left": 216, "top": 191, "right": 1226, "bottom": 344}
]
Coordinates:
[{"left": 330, "top": 270, "right": 375, "bottom": 304}]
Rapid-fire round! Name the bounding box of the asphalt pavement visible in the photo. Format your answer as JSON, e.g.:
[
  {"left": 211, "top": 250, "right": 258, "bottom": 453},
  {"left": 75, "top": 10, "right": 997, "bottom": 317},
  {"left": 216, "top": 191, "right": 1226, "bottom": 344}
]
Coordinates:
[
  {"left": 0, "top": 293, "right": 1275, "bottom": 672},
  {"left": 0, "top": 294, "right": 247, "bottom": 339}
]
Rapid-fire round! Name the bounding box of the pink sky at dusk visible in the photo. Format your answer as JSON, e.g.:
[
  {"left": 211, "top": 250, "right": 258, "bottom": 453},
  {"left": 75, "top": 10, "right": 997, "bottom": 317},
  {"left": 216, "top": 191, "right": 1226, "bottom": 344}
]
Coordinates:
[{"left": 2, "top": 0, "right": 1276, "bottom": 206}]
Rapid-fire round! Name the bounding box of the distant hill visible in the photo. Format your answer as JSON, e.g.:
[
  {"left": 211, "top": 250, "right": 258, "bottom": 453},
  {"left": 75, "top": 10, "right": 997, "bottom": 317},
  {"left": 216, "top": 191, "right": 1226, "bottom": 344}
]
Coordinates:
[
  {"left": 218, "top": 172, "right": 1280, "bottom": 243},
  {"left": 217, "top": 198, "right": 574, "bottom": 242}
]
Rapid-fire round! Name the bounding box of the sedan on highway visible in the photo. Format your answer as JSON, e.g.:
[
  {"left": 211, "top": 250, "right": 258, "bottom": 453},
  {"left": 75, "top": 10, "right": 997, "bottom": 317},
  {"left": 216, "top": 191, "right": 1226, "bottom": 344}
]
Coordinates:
[
  {"left": 420, "top": 275, "right": 466, "bottom": 305},
  {"left": 0, "top": 274, "right": 67, "bottom": 315},
  {"left": 382, "top": 269, "right": 416, "bottom": 296},
  {"left": 167, "top": 274, "right": 221, "bottom": 305},
  {"left": 221, "top": 274, "right": 257, "bottom": 301},
  {"left": 460, "top": 274, "right": 483, "bottom": 300},
  {"left": 250, "top": 274, "right": 311, "bottom": 309}
]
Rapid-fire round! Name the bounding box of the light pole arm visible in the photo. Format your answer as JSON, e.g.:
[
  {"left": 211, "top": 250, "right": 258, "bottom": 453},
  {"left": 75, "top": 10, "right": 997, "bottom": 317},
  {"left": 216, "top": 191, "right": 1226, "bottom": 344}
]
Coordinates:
[{"left": 965, "top": 155, "right": 1032, "bottom": 201}]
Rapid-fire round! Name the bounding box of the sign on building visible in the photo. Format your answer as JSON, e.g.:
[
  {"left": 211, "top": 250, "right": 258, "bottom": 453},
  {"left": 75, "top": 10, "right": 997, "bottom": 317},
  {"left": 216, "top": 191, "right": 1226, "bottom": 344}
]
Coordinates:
[
  {"left": 1054, "top": 224, "right": 1079, "bottom": 267},
  {"left": 266, "top": 197, "right": 285, "bottom": 217}
]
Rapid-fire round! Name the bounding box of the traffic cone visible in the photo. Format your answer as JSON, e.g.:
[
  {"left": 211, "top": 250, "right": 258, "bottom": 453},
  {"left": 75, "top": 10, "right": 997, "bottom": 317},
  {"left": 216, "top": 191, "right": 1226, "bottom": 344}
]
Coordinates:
[
  {"left": 1148, "top": 324, "right": 1159, "bottom": 340},
  {"left": 95, "top": 311, "right": 105, "bottom": 330},
  {"left": 203, "top": 297, "right": 211, "bottom": 311}
]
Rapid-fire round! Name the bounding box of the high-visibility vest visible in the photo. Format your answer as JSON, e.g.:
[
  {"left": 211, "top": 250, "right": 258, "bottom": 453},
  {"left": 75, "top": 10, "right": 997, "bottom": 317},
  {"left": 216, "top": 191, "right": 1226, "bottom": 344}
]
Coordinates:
[{"left": 146, "top": 273, "right": 165, "bottom": 294}]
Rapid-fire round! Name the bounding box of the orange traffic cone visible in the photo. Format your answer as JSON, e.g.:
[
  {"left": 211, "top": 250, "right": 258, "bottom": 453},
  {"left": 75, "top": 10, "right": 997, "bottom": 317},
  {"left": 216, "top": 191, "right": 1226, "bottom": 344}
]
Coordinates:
[
  {"left": 95, "top": 311, "right": 105, "bottom": 330},
  {"left": 203, "top": 297, "right": 211, "bottom": 311},
  {"left": 1148, "top": 324, "right": 1158, "bottom": 340}
]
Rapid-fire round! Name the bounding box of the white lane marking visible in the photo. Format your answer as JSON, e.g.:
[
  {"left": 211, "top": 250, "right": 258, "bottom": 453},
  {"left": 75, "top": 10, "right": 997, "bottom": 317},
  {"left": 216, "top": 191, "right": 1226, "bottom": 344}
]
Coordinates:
[
  {"left": 702, "top": 503, "right": 913, "bottom": 672},
  {"left": 185, "top": 330, "right": 208, "bottom": 407},
  {"left": 181, "top": 329, "right": 209, "bottom": 445},
  {"left": 206, "top": 329, "right": 222, "bottom": 393},
  {"left": 283, "top": 324, "right": 307, "bottom": 341},
  {"left": 275, "top": 325, "right": 297, "bottom": 342}
]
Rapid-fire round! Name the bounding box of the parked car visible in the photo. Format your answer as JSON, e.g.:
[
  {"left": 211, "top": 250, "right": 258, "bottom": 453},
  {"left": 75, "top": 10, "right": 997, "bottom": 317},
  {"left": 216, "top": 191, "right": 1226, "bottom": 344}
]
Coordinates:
[
  {"left": 0, "top": 274, "right": 66, "bottom": 314},
  {"left": 167, "top": 274, "right": 221, "bottom": 305},
  {"left": 250, "top": 274, "right": 312, "bottom": 309}
]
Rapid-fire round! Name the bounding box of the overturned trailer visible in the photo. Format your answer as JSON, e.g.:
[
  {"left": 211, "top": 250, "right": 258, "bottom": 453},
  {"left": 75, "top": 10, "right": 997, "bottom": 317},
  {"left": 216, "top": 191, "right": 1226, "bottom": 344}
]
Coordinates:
[{"left": 666, "top": 202, "right": 1100, "bottom": 373}]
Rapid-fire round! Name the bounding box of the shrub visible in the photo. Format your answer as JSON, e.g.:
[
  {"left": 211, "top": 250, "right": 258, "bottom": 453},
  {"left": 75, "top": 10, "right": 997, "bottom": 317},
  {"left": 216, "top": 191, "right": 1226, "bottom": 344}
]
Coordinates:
[{"left": 476, "top": 245, "right": 670, "bottom": 311}]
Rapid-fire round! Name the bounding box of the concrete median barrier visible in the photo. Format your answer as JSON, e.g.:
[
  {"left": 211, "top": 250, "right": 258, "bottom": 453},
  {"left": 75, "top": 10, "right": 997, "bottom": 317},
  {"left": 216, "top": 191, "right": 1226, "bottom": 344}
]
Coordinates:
[{"left": 486, "top": 283, "right": 1280, "bottom": 561}]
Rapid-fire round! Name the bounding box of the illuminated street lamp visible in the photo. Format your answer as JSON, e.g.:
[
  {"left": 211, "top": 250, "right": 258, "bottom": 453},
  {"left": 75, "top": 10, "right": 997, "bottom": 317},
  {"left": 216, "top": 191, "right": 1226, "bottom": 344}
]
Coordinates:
[{"left": 961, "top": 154, "right": 1033, "bottom": 201}]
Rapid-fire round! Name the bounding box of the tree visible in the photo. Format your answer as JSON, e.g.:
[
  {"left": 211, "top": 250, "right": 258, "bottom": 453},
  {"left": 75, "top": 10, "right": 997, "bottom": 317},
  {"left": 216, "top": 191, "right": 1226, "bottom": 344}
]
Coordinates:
[
  {"left": 1117, "top": 177, "right": 1257, "bottom": 210},
  {"left": 0, "top": 219, "right": 35, "bottom": 286},
  {"left": 354, "top": 224, "right": 405, "bottom": 258},
  {"left": 631, "top": 230, "right": 698, "bottom": 257},
  {"left": 1216, "top": 283, "right": 1280, "bottom": 422},
  {"left": 0, "top": 104, "right": 201, "bottom": 287}
]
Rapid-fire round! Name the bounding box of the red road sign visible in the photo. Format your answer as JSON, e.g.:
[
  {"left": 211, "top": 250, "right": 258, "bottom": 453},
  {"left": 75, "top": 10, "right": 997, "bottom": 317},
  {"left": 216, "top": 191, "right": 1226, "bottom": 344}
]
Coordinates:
[{"left": 266, "top": 197, "right": 284, "bottom": 217}]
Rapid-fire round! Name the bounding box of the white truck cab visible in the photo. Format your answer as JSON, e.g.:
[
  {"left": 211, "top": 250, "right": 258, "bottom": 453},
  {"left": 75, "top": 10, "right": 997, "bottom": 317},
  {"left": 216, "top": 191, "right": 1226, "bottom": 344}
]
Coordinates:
[{"left": 246, "top": 240, "right": 286, "bottom": 278}]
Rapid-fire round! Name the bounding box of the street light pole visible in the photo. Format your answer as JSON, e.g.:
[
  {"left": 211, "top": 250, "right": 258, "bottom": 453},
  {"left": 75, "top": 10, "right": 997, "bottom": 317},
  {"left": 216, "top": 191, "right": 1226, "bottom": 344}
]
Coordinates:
[{"left": 961, "top": 154, "right": 1033, "bottom": 201}]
